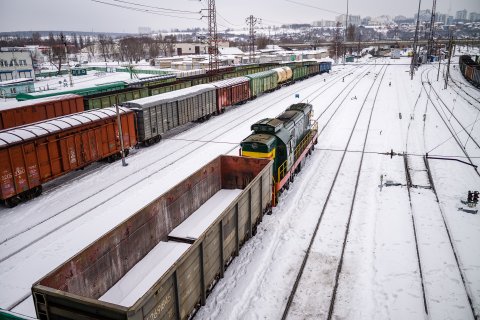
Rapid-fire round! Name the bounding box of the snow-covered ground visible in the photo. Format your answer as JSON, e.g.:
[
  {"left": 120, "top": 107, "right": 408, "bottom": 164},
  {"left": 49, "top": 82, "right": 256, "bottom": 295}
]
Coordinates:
[{"left": 0, "top": 55, "right": 479, "bottom": 320}]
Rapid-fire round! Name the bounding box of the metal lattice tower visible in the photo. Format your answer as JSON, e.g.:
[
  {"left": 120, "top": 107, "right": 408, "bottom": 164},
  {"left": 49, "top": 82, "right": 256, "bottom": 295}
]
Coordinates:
[
  {"left": 427, "top": 0, "right": 437, "bottom": 58},
  {"left": 206, "top": 0, "right": 219, "bottom": 73},
  {"left": 246, "top": 15, "right": 259, "bottom": 63},
  {"left": 410, "top": 0, "right": 423, "bottom": 79}
]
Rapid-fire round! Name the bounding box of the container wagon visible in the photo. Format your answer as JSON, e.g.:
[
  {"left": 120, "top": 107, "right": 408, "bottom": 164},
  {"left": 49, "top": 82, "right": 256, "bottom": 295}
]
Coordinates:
[
  {"left": 210, "top": 77, "right": 251, "bottom": 113},
  {"left": 0, "top": 107, "right": 137, "bottom": 207},
  {"left": 32, "top": 155, "right": 272, "bottom": 320},
  {"left": 123, "top": 84, "right": 217, "bottom": 146},
  {"left": 0, "top": 94, "right": 84, "bottom": 130}
]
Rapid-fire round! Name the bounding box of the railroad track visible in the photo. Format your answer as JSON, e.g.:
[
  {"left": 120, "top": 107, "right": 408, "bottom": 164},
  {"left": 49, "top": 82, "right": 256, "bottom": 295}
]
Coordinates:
[
  {"left": 420, "top": 68, "right": 480, "bottom": 176},
  {"left": 281, "top": 63, "right": 388, "bottom": 319},
  {"left": 400, "top": 66, "right": 478, "bottom": 319},
  {"left": 403, "top": 154, "right": 478, "bottom": 319},
  {"left": 0, "top": 63, "right": 375, "bottom": 312},
  {"left": 0, "top": 64, "right": 366, "bottom": 250}
]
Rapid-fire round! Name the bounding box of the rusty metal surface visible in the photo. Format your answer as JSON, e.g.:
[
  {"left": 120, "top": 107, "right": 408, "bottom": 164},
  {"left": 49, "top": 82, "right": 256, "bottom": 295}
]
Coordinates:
[{"left": 32, "top": 155, "right": 272, "bottom": 320}]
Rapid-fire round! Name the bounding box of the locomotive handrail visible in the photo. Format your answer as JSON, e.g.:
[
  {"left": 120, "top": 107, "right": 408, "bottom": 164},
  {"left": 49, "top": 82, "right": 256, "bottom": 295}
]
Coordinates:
[{"left": 276, "top": 121, "right": 318, "bottom": 183}]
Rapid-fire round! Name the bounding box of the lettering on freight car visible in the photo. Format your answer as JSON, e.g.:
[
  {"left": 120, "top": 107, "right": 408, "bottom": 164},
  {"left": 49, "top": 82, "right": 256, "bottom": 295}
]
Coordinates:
[
  {"left": 146, "top": 292, "right": 172, "bottom": 320},
  {"left": 69, "top": 147, "right": 77, "bottom": 164},
  {"left": 14, "top": 167, "right": 25, "bottom": 177},
  {"left": 28, "top": 165, "right": 39, "bottom": 178},
  {"left": 1, "top": 171, "right": 13, "bottom": 181}
]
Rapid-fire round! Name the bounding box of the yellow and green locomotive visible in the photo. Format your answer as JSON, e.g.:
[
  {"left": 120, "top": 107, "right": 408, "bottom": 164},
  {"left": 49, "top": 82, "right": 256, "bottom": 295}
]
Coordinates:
[{"left": 240, "top": 103, "right": 318, "bottom": 205}]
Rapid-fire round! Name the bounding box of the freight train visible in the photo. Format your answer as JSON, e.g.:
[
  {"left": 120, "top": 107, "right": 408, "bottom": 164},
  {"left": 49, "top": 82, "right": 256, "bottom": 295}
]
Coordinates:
[
  {"left": 0, "top": 61, "right": 330, "bottom": 207},
  {"left": 28, "top": 103, "right": 319, "bottom": 320},
  {"left": 459, "top": 55, "right": 480, "bottom": 88}
]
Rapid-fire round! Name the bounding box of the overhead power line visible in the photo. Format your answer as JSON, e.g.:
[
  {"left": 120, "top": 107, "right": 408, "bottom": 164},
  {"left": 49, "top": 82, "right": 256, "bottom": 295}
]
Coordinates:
[
  {"left": 91, "top": 0, "right": 201, "bottom": 20},
  {"left": 284, "top": 0, "right": 342, "bottom": 15},
  {"left": 111, "top": 0, "right": 199, "bottom": 14}
]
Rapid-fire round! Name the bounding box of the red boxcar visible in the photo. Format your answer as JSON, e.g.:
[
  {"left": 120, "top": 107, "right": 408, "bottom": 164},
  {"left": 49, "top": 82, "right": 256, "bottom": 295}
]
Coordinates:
[
  {"left": 211, "top": 77, "right": 251, "bottom": 113},
  {"left": 0, "top": 94, "right": 84, "bottom": 130},
  {"left": 0, "top": 107, "right": 137, "bottom": 207}
]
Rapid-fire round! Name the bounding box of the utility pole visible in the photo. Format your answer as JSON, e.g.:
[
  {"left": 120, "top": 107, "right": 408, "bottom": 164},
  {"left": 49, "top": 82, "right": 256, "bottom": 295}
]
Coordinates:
[
  {"left": 202, "top": 0, "right": 219, "bottom": 75},
  {"left": 115, "top": 95, "right": 128, "bottom": 167},
  {"left": 427, "top": 0, "right": 437, "bottom": 59},
  {"left": 437, "top": 40, "right": 441, "bottom": 81},
  {"left": 61, "top": 34, "right": 73, "bottom": 87},
  {"left": 444, "top": 35, "right": 453, "bottom": 89},
  {"left": 410, "top": 0, "right": 422, "bottom": 79},
  {"left": 344, "top": 0, "right": 349, "bottom": 65},
  {"left": 246, "top": 15, "right": 260, "bottom": 64}
]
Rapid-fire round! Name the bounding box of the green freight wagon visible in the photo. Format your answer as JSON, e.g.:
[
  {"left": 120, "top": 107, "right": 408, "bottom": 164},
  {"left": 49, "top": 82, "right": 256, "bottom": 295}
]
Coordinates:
[
  {"left": 245, "top": 70, "right": 278, "bottom": 97},
  {"left": 84, "top": 87, "right": 149, "bottom": 109},
  {"left": 292, "top": 66, "right": 308, "bottom": 81},
  {"left": 149, "top": 81, "right": 192, "bottom": 96},
  {"left": 16, "top": 82, "right": 126, "bottom": 101}
]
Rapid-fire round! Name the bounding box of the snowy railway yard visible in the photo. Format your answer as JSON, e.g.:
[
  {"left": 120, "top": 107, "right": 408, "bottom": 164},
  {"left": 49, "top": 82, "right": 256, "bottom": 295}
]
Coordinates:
[{"left": 0, "top": 57, "right": 479, "bottom": 320}]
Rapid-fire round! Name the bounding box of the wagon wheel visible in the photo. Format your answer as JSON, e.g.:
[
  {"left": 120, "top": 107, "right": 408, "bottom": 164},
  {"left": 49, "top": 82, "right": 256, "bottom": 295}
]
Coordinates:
[{"left": 5, "top": 197, "right": 20, "bottom": 208}]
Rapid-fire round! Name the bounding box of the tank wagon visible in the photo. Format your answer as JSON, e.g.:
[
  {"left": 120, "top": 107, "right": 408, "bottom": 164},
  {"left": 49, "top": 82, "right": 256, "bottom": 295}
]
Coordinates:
[
  {"left": 240, "top": 103, "right": 318, "bottom": 205},
  {"left": 32, "top": 155, "right": 272, "bottom": 320},
  {"left": 0, "top": 94, "right": 84, "bottom": 130},
  {"left": 459, "top": 55, "right": 480, "bottom": 88},
  {"left": 0, "top": 107, "right": 136, "bottom": 207},
  {"left": 123, "top": 84, "right": 217, "bottom": 146}
]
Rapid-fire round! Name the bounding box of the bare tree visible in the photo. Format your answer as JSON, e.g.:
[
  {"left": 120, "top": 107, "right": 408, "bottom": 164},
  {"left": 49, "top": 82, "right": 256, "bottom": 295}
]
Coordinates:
[
  {"left": 330, "top": 22, "right": 343, "bottom": 61},
  {"left": 256, "top": 36, "right": 269, "bottom": 50}
]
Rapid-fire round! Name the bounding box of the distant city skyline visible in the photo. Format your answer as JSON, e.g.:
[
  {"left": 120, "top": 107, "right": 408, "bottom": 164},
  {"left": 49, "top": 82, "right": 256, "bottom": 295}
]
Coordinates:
[{"left": 1, "top": 0, "right": 479, "bottom": 33}]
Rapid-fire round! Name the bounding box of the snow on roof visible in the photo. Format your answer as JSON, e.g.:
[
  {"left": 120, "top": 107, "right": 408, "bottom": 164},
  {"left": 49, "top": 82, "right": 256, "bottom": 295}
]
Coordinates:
[
  {"left": 0, "top": 78, "right": 34, "bottom": 86},
  {"left": 124, "top": 84, "right": 216, "bottom": 109},
  {"left": 210, "top": 76, "right": 250, "bottom": 88},
  {"left": 0, "top": 94, "right": 81, "bottom": 111},
  {"left": 0, "top": 107, "right": 131, "bottom": 148},
  {"left": 218, "top": 47, "right": 244, "bottom": 55}
]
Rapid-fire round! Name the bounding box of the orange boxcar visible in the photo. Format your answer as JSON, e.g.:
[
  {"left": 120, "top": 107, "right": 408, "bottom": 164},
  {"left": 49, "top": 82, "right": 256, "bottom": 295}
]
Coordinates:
[
  {"left": 0, "top": 107, "right": 137, "bottom": 207},
  {"left": 0, "top": 94, "right": 84, "bottom": 130}
]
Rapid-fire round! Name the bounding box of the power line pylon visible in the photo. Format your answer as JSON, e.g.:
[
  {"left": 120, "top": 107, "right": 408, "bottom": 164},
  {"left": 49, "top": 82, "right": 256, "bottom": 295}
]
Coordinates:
[
  {"left": 410, "top": 0, "right": 423, "bottom": 79},
  {"left": 246, "top": 15, "right": 259, "bottom": 63},
  {"left": 203, "top": 0, "right": 218, "bottom": 74},
  {"left": 427, "top": 0, "right": 437, "bottom": 59}
]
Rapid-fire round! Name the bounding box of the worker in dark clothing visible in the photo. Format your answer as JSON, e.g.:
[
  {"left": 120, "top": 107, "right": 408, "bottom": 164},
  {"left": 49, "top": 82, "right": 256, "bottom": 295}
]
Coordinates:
[{"left": 389, "top": 81, "right": 391, "bottom": 87}]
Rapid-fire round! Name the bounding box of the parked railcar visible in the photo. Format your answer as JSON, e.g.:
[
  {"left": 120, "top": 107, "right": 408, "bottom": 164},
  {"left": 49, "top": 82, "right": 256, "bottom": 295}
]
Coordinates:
[
  {"left": 123, "top": 84, "right": 217, "bottom": 145},
  {"left": 0, "top": 107, "right": 137, "bottom": 207},
  {"left": 319, "top": 61, "right": 332, "bottom": 74},
  {"left": 15, "top": 82, "right": 126, "bottom": 101},
  {"left": 459, "top": 55, "right": 480, "bottom": 88},
  {"left": 245, "top": 70, "right": 278, "bottom": 98},
  {"left": 272, "top": 67, "right": 293, "bottom": 84},
  {"left": 32, "top": 155, "right": 272, "bottom": 320},
  {"left": 210, "top": 77, "right": 251, "bottom": 112},
  {"left": 0, "top": 94, "right": 84, "bottom": 130},
  {"left": 83, "top": 87, "right": 149, "bottom": 110},
  {"left": 240, "top": 103, "right": 318, "bottom": 205}
]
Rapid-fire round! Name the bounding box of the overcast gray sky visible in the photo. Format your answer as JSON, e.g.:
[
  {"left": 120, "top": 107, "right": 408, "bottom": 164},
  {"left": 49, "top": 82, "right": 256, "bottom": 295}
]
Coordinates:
[{"left": 1, "top": 0, "right": 479, "bottom": 33}]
